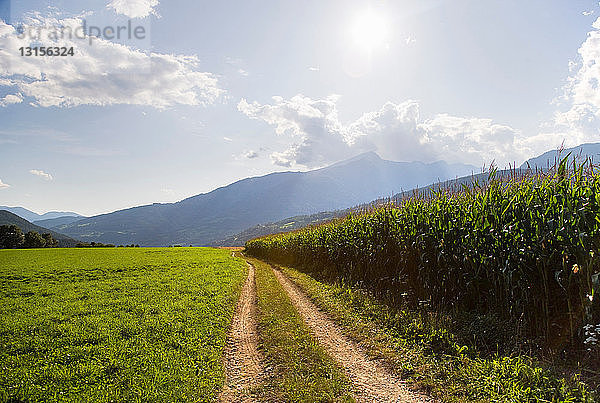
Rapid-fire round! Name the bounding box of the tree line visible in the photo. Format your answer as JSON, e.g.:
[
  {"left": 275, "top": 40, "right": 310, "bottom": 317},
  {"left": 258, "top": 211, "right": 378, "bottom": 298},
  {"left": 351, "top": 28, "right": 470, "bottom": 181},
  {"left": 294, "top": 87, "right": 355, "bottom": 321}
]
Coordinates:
[
  {"left": 75, "top": 242, "right": 140, "bottom": 248},
  {"left": 0, "top": 225, "right": 59, "bottom": 249},
  {"left": 0, "top": 225, "right": 146, "bottom": 249}
]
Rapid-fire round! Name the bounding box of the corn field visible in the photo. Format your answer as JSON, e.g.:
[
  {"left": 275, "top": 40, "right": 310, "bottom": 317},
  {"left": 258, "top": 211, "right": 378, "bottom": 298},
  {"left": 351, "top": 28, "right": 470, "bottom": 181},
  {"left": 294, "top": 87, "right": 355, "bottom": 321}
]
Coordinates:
[{"left": 246, "top": 159, "right": 600, "bottom": 346}]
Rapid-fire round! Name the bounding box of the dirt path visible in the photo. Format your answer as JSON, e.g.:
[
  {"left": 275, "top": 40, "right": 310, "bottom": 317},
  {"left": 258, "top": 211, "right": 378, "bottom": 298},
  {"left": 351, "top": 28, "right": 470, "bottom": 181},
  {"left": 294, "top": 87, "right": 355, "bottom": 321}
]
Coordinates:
[
  {"left": 219, "top": 261, "right": 263, "bottom": 402},
  {"left": 271, "top": 265, "right": 432, "bottom": 403}
]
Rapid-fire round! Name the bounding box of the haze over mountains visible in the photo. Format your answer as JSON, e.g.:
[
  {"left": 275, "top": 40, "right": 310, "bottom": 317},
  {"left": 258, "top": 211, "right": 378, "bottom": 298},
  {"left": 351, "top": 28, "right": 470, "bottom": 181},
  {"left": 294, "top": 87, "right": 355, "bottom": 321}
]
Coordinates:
[
  {"left": 0, "top": 206, "right": 83, "bottom": 224},
  {"left": 521, "top": 143, "right": 600, "bottom": 169},
  {"left": 53, "top": 153, "right": 477, "bottom": 246},
  {"left": 33, "top": 216, "right": 86, "bottom": 229}
]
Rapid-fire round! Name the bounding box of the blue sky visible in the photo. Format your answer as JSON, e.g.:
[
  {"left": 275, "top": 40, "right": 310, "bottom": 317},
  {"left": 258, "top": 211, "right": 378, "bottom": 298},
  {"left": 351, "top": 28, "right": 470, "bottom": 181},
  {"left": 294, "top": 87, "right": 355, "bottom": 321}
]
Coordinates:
[{"left": 0, "top": 0, "right": 599, "bottom": 215}]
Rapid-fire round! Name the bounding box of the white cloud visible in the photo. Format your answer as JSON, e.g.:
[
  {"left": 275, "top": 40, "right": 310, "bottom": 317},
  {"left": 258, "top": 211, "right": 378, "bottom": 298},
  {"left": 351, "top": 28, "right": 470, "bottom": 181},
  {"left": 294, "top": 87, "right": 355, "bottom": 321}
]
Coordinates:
[
  {"left": 238, "top": 95, "right": 523, "bottom": 168},
  {"left": 244, "top": 150, "right": 259, "bottom": 159},
  {"left": 238, "top": 68, "right": 249, "bottom": 77},
  {"left": 583, "top": 10, "right": 595, "bottom": 16},
  {"left": 250, "top": 17, "right": 600, "bottom": 168},
  {"left": 0, "top": 179, "right": 10, "bottom": 189},
  {"left": 239, "top": 95, "right": 355, "bottom": 167},
  {"left": 308, "top": 66, "right": 320, "bottom": 71},
  {"left": 107, "top": 0, "right": 159, "bottom": 18},
  {"left": 417, "top": 114, "right": 519, "bottom": 165},
  {"left": 547, "top": 17, "right": 600, "bottom": 148},
  {"left": 29, "top": 169, "right": 53, "bottom": 180},
  {"left": 0, "top": 93, "right": 23, "bottom": 107},
  {"left": 241, "top": 17, "right": 600, "bottom": 169},
  {"left": 0, "top": 15, "right": 223, "bottom": 108}
]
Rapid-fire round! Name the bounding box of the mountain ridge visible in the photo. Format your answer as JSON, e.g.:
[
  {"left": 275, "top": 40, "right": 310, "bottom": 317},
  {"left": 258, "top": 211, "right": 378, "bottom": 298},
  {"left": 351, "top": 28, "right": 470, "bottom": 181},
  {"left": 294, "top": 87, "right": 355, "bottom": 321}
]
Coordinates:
[
  {"left": 212, "top": 169, "right": 519, "bottom": 247},
  {"left": 0, "top": 206, "right": 83, "bottom": 223},
  {"left": 520, "top": 143, "right": 600, "bottom": 169},
  {"left": 56, "top": 153, "right": 477, "bottom": 246},
  {"left": 218, "top": 143, "right": 600, "bottom": 247}
]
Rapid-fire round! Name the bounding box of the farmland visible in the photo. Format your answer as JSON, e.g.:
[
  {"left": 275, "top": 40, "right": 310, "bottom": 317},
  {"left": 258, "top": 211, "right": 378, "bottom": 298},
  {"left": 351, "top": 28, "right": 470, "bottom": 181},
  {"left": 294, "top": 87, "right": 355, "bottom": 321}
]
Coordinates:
[
  {"left": 246, "top": 162, "right": 600, "bottom": 400},
  {"left": 0, "top": 248, "right": 247, "bottom": 402},
  {"left": 2, "top": 162, "right": 600, "bottom": 402},
  {"left": 246, "top": 163, "right": 600, "bottom": 346}
]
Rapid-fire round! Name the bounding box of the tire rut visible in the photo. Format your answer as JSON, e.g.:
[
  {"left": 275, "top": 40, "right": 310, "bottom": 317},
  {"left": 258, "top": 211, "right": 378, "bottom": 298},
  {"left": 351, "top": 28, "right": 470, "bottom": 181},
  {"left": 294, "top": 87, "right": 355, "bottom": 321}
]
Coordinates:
[
  {"left": 271, "top": 265, "right": 432, "bottom": 403},
  {"left": 219, "top": 261, "right": 264, "bottom": 402}
]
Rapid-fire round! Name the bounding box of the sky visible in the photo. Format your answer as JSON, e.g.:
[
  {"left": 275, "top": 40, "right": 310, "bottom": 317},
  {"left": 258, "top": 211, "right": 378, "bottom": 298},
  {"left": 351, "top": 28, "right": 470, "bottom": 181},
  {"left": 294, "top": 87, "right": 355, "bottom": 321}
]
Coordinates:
[{"left": 1, "top": 0, "right": 600, "bottom": 215}]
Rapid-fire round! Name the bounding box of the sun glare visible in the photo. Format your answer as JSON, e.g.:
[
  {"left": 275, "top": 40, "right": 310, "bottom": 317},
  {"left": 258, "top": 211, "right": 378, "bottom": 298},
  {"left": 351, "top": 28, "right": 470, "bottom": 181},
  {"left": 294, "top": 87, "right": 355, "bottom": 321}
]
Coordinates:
[{"left": 350, "top": 8, "right": 389, "bottom": 53}]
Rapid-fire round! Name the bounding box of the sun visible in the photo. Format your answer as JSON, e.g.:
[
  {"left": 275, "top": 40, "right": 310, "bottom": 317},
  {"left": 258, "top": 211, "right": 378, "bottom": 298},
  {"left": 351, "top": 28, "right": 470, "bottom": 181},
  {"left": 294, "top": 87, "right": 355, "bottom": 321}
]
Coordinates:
[{"left": 350, "top": 8, "right": 390, "bottom": 53}]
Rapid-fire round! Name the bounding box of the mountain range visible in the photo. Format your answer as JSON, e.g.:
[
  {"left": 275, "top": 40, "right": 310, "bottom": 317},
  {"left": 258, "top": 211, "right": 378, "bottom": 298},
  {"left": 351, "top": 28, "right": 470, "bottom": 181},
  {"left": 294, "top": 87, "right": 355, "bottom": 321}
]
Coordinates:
[
  {"left": 218, "top": 142, "right": 600, "bottom": 246},
  {"left": 214, "top": 168, "right": 526, "bottom": 247},
  {"left": 32, "top": 215, "right": 86, "bottom": 229},
  {"left": 7, "top": 143, "right": 600, "bottom": 248},
  {"left": 0, "top": 206, "right": 83, "bottom": 224},
  {"left": 520, "top": 142, "right": 600, "bottom": 169},
  {"left": 52, "top": 153, "right": 477, "bottom": 246}
]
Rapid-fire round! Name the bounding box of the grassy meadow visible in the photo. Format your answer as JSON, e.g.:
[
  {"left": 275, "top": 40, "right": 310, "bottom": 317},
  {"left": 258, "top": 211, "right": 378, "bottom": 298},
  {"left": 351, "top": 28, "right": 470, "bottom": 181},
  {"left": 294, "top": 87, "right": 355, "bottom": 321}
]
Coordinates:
[{"left": 0, "top": 247, "right": 247, "bottom": 402}]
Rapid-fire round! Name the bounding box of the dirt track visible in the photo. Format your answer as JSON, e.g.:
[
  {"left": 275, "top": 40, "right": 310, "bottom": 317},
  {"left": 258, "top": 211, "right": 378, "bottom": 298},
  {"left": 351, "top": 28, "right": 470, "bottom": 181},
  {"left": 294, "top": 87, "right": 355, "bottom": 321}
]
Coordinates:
[
  {"left": 219, "top": 261, "right": 263, "bottom": 402},
  {"left": 270, "top": 265, "right": 431, "bottom": 403}
]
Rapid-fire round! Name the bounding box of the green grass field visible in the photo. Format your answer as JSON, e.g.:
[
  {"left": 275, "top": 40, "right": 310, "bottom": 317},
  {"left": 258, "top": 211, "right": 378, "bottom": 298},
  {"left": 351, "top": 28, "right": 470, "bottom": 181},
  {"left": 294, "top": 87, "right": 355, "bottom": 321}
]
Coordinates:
[{"left": 0, "top": 247, "right": 247, "bottom": 402}]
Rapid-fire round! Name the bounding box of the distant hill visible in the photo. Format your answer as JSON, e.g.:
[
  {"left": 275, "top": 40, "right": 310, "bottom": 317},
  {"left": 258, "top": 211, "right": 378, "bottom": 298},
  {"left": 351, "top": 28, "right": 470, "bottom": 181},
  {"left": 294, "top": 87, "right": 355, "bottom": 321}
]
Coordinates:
[
  {"left": 0, "top": 206, "right": 83, "bottom": 222},
  {"left": 520, "top": 143, "right": 600, "bottom": 169},
  {"left": 33, "top": 215, "right": 85, "bottom": 229},
  {"left": 58, "top": 152, "right": 477, "bottom": 246},
  {"left": 214, "top": 168, "right": 526, "bottom": 246},
  {"left": 0, "top": 210, "right": 80, "bottom": 247},
  {"left": 221, "top": 144, "right": 600, "bottom": 247},
  {"left": 212, "top": 211, "right": 347, "bottom": 247}
]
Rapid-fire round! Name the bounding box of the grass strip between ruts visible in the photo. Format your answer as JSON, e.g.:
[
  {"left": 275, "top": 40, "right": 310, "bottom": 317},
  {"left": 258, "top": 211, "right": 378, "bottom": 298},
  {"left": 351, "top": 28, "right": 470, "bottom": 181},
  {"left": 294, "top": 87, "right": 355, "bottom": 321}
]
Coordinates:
[{"left": 247, "top": 257, "right": 355, "bottom": 402}]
